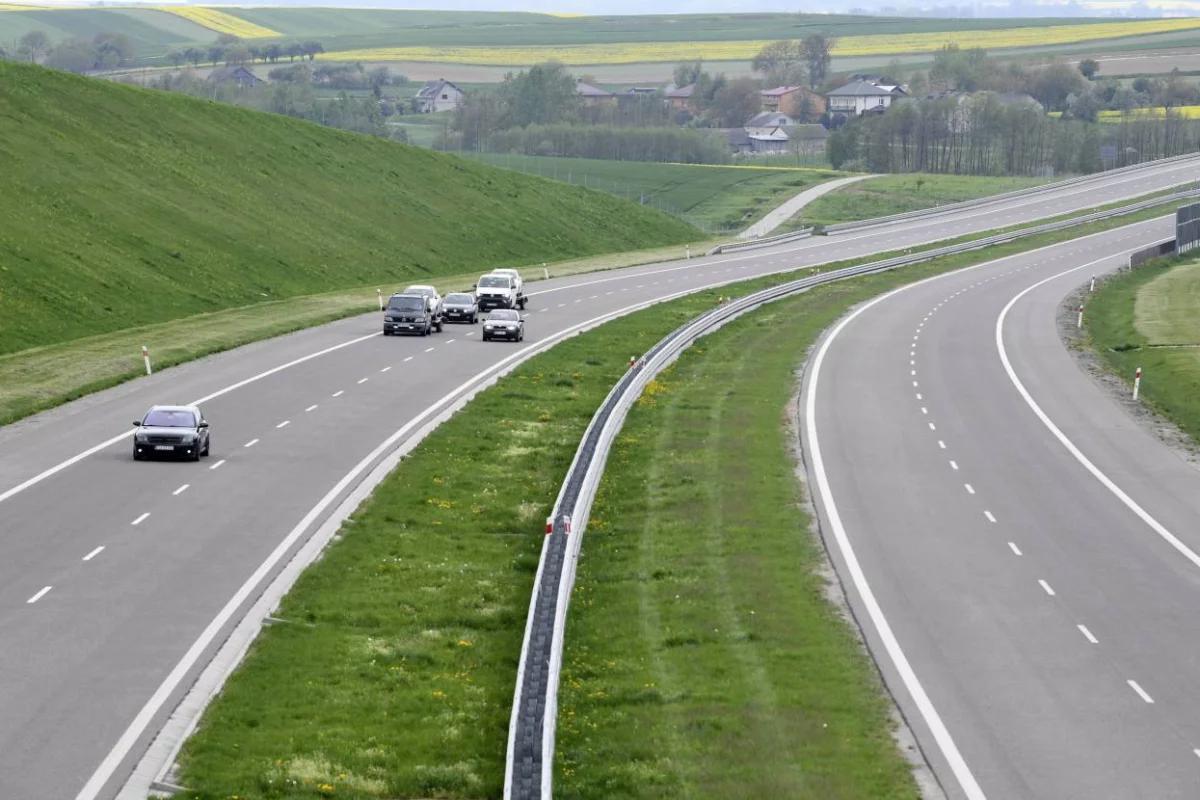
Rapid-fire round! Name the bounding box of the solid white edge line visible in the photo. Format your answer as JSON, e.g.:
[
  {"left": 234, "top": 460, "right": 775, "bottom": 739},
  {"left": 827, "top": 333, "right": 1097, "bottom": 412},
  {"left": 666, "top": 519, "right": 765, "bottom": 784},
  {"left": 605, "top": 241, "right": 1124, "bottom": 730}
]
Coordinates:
[
  {"left": 805, "top": 286, "right": 987, "bottom": 799},
  {"left": 1128, "top": 680, "right": 1154, "bottom": 703},
  {"left": 995, "top": 252, "right": 1200, "bottom": 573},
  {"left": 83, "top": 546, "right": 105, "bottom": 562},
  {"left": 27, "top": 586, "right": 52, "bottom": 604}
]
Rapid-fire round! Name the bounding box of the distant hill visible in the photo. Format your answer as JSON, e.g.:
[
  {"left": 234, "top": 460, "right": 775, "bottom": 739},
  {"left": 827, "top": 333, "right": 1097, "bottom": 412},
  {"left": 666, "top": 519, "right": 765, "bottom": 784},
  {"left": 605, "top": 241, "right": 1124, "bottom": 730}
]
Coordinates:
[{"left": 0, "top": 61, "right": 695, "bottom": 355}]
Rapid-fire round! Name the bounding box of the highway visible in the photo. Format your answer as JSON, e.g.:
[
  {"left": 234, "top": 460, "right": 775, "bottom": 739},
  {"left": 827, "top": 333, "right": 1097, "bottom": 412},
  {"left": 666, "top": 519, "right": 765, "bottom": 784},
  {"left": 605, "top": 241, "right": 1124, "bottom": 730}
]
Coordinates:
[
  {"left": 0, "top": 158, "right": 1198, "bottom": 800},
  {"left": 805, "top": 215, "right": 1200, "bottom": 799}
]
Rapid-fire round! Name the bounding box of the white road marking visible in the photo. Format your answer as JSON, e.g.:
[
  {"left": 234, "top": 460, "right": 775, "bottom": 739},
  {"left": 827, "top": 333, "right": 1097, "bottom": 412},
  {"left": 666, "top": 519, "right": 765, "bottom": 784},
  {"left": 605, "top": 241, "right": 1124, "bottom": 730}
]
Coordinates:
[
  {"left": 1078, "top": 625, "right": 1098, "bottom": 644},
  {"left": 911, "top": 360, "right": 916, "bottom": 366},
  {"left": 950, "top": 461, "right": 959, "bottom": 470},
  {"left": 965, "top": 483, "right": 975, "bottom": 494},
  {"left": 938, "top": 440, "right": 946, "bottom": 449},
  {"left": 380, "top": 366, "right": 392, "bottom": 372},
  {"left": 357, "top": 378, "right": 369, "bottom": 384},
  {"left": 913, "top": 381, "right": 919, "bottom": 387},
  {"left": 911, "top": 351, "right": 916, "bottom": 357},
  {"left": 916, "top": 393, "right": 922, "bottom": 400},
  {"left": 996, "top": 250, "right": 1200, "bottom": 575},
  {"left": 806, "top": 281, "right": 987, "bottom": 800},
  {"left": 332, "top": 390, "right": 344, "bottom": 397},
  {"left": 209, "top": 459, "right": 226, "bottom": 471},
  {"left": 1193, "top": 749, "right": 1200, "bottom": 760},
  {"left": 83, "top": 546, "right": 105, "bottom": 562},
  {"left": 921, "top": 407, "right": 928, "bottom": 414},
  {"left": 276, "top": 421, "right": 290, "bottom": 429},
  {"left": 132, "top": 512, "right": 150, "bottom": 526},
  {"left": 244, "top": 439, "right": 259, "bottom": 448},
  {"left": 591, "top": 294, "right": 599, "bottom": 298},
  {"left": 984, "top": 510, "right": 996, "bottom": 522},
  {"left": 446, "top": 340, "right": 456, "bottom": 344},
  {"left": 558, "top": 303, "right": 566, "bottom": 308},
  {"left": 574, "top": 299, "right": 582, "bottom": 303},
  {"left": 928, "top": 422, "right": 936, "bottom": 431},
  {"left": 403, "top": 356, "right": 413, "bottom": 362},
  {"left": 305, "top": 405, "right": 318, "bottom": 412},
  {"left": 1128, "top": 680, "right": 1154, "bottom": 703},
  {"left": 27, "top": 586, "right": 52, "bottom": 604},
  {"left": 1038, "top": 579, "right": 1056, "bottom": 596},
  {"left": 465, "top": 333, "right": 475, "bottom": 337},
  {"left": 173, "top": 484, "right": 190, "bottom": 496},
  {"left": 424, "top": 347, "right": 435, "bottom": 353},
  {"left": 1008, "top": 542, "right": 1022, "bottom": 556},
  {"left": 912, "top": 370, "right": 917, "bottom": 376},
  {"left": 540, "top": 307, "right": 550, "bottom": 311}
]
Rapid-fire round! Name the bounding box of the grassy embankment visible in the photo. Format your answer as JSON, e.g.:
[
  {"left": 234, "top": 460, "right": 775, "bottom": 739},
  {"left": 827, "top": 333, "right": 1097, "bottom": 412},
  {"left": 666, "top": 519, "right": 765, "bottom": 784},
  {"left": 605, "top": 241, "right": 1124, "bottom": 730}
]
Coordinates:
[
  {"left": 793, "top": 173, "right": 1052, "bottom": 229},
  {"left": 172, "top": 200, "right": 1193, "bottom": 799},
  {"left": 0, "top": 60, "right": 698, "bottom": 424},
  {"left": 1086, "top": 255, "right": 1200, "bottom": 444}
]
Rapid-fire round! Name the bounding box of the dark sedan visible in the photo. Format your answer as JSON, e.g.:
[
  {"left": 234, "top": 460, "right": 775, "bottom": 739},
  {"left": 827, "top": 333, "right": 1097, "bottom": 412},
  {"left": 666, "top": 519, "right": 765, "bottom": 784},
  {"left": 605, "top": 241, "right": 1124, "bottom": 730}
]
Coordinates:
[
  {"left": 482, "top": 309, "right": 525, "bottom": 342},
  {"left": 443, "top": 292, "right": 479, "bottom": 324},
  {"left": 132, "top": 405, "right": 211, "bottom": 461}
]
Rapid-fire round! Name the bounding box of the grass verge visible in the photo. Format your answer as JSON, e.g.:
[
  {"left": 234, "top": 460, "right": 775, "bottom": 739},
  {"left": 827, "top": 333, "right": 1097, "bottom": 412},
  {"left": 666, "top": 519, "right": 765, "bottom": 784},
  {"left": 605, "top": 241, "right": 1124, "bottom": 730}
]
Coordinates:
[
  {"left": 173, "top": 200, "right": 1185, "bottom": 799},
  {"left": 1086, "top": 254, "right": 1200, "bottom": 445}
]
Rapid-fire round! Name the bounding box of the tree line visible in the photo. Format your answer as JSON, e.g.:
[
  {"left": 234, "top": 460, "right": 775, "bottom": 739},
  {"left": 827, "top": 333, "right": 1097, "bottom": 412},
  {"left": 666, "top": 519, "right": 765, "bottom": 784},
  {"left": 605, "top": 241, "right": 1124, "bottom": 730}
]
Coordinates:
[
  {"left": 165, "top": 35, "right": 325, "bottom": 69},
  {"left": 2, "top": 29, "right": 135, "bottom": 71}
]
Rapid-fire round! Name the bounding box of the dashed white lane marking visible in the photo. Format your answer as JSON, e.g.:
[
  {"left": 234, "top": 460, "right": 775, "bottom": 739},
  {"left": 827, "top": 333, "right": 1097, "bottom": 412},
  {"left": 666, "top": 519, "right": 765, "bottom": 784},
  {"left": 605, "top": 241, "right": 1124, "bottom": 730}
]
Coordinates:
[
  {"left": 83, "top": 546, "right": 105, "bottom": 562},
  {"left": 244, "top": 439, "right": 259, "bottom": 449},
  {"left": 1192, "top": 749, "right": 1200, "bottom": 760},
  {"left": 332, "top": 390, "right": 344, "bottom": 397},
  {"left": 938, "top": 440, "right": 946, "bottom": 449},
  {"left": 637, "top": 284, "right": 645, "bottom": 288},
  {"left": 357, "top": 378, "right": 369, "bottom": 384},
  {"left": 984, "top": 510, "right": 996, "bottom": 522},
  {"left": 911, "top": 360, "right": 916, "bottom": 366},
  {"left": 928, "top": 422, "right": 936, "bottom": 431},
  {"left": 209, "top": 459, "right": 226, "bottom": 471},
  {"left": 539, "top": 307, "right": 550, "bottom": 312},
  {"left": 381, "top": 366, "right": 392, "bottom": 372},
  {"left": 558, "top": 303, "right": 566, "bottom": 308},
  {"left": 27, "top": 586, "right": 51, "bottom": 604},
  {"left": 574, "top": 299, "right": 582, "bottom": 304},
  {"left": 912, "top": 370, "right": 917, "bottom": 376},
  {"left": 1078, "top": 625, "right": 1098, "bottom": 644},
  {"left": 1008, "top": 542, "right": 1022, "bottom": 556},
  {"left": 916, "top": 393, "right": 923, "bottom": 400},
  {"left": 950, "top": 461, "right": 959, "bottom": 470},
  {"left": 446, "top": 340, "right": 456, "bottom": 344},
  {"left": 465, "top": 333, "right": 475, "bottom": 337},
  {"left": 921, "top": 407, "right": 928, "bottom": 414},
  {"left": 913, "top": 381, "right": 919, "bottom": 387},
  {"left": 173, "top": 484, "right": 190, "bottom": 496},
  {"left": 131, "top": 512, "right": 150, "bottom": 526},
  {"left": 591, "top": 294, "right": 599, "bottom": 298},
  {"left": 276, "top": 421, "right": 290, "bottom": 429},
  {"left": 911, "top": 351, "right": 916, "bottom": 357},
  {"left": 403, "top": 357, "right": 413, "bottom": 362},
  {"left": 965, "top": 483, "right": 975, "bottom": 494},
  {"left": 424, "top": 347, "right": 435, "bottom": 353},
  {"left": 1128, "top": 680, "right": 1154, "bottom": 703},
  {"left": 305, "top": 405, "right": 318, "bottom": 412},
  {"left": 1038, "top": 579, "right": 1056, "bottom": 596}
]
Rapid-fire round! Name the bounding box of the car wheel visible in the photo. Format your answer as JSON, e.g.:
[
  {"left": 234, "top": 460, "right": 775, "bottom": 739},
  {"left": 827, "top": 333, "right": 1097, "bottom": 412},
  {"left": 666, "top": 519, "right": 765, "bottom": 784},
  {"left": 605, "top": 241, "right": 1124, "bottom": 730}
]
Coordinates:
[
  {"left": 472, "top": 313, "right": 478, "bottom": 324},
  {"left": 383, "top": 329, "right": 391, "bottom": 336},
  {"left": 191, "top": 445, "right": 201, "bottom": 462},
  {"left": 519, "top": 329, "right": 525, "bottom": 341},
  {"left": 436, "top": 318, "right": 444, "bottom": 332},
  {"left": 202, "top": 437, "right": 210, "bottom": 457}
]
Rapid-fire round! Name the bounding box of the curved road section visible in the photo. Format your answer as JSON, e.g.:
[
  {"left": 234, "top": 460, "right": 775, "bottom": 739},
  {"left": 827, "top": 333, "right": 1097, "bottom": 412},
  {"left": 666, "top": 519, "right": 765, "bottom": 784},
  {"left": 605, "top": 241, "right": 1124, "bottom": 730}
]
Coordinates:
[
  {"left": 0, "top": 159, "right": 1197, "bottom": 800},
  {"left": 805, "top": 216, "right": 1200, "bottom": 799}
]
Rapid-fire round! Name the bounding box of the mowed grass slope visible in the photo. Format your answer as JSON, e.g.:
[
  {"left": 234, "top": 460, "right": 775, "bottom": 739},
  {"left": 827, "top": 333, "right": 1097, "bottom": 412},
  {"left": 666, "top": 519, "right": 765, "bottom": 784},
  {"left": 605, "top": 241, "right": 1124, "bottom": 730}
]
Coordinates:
[{"left": 0, "top": 61, "right": 695, "bottom": 355}]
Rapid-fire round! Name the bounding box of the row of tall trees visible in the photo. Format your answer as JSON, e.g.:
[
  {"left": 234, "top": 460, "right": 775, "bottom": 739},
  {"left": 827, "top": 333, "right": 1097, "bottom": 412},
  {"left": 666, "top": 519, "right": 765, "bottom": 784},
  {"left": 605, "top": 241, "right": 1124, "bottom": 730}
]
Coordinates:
[
  {"left": 166, "top": 36, "right": 324, "bottom": 70},
  {"left": 4, "top": 30, "right": 134, "bottom": 71}
]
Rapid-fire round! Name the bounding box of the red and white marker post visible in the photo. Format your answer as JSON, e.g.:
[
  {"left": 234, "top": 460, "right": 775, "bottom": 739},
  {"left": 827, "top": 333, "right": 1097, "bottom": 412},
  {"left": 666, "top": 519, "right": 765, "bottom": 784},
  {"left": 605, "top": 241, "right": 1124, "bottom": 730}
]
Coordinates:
[
  {"left": 630, "top": 355, "right": 637, "bottom": 368},
  {"left": 1077, "top": 304, "right": 1084, "bottom": 329},
  {"left": 141, "top": 345, "right": 152, "bottom": 376},
  {"left": 1133, "top": 367, "right": 1142, "bottom": 401},
  {"left": 545, "top": 515, "right": 554, "bottom": 535}
]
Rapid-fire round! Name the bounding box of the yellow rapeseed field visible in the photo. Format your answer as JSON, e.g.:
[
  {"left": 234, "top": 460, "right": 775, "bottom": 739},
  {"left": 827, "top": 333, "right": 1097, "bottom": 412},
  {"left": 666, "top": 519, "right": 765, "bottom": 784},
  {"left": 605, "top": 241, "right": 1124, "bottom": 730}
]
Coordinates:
[
  {"left": 154, "top": 7, "right": 280, "bottom": 38},
  {"left": 1098, "top": 106, "right": 1200, "bottom": 120},
  {"left": 323, "top": 18, "right": 1200, "bottom": 65}
]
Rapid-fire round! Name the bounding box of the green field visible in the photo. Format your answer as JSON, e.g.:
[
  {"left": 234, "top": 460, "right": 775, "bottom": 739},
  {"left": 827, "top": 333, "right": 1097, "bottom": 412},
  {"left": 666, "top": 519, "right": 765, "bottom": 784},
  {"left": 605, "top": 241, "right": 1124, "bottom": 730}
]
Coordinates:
[
  {"left": 450, "top": 155, "right": 838, "bottom": 232},
  {"left": 1088, "top": 257, "right": 1200, "bottom": 446},
  {"left": 795, "top": 173, "right": 1053, "bottom": 228},
  {"left": 0, "top": 60, "right": 695, "bottom": 357},
  {"left": 0, "top": 7, "right": 216, "bottom": 54}
]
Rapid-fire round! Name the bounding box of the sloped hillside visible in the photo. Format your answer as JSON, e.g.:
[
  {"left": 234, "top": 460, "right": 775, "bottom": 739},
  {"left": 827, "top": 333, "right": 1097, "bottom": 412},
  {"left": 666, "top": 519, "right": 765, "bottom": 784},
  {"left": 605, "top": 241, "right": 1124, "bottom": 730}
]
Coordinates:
[{"left": 0, "top": 61, "right": 695, "bottom": 354}]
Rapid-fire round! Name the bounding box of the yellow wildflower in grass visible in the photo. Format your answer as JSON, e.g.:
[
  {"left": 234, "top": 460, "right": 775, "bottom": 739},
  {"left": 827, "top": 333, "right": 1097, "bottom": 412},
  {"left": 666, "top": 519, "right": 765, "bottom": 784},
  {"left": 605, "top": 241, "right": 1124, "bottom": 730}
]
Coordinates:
[
  {"left": 154, "top": 7, "right": 280, "bottom": 38},
  {"left": 322, "top": 18, "right": 1200, "bottom": 65}
]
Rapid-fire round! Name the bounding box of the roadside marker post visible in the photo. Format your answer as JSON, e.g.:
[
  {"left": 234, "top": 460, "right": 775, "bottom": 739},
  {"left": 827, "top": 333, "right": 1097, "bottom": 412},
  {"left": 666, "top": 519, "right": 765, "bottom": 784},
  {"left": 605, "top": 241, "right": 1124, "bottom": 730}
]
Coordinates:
[
  {"left": 545, "top": 516, "right": 553, "bottom": 535},
  {"left": 1090, "top": 275, "right": 1096, "bottom": 293},
  {"left": 376, "top": 289, "right": 383, "bottom": 311},
  {"left": 1077, "top": 304, "right": 1084, "bottom": 329},
  {"left": 141, "top": 346, "right": 152, "bottom": 376},
  {"left": 542, "top": 264, "right": 549, "bottom": 280},
  {"left": 1134, "top": 367, "right": 1143, "bottom": 401},
  {"left": 686, "top": 245, "right": 691, "bottom": 259},
  {"left": 630, "top": 355, "right": 637, "bottom": 368}
]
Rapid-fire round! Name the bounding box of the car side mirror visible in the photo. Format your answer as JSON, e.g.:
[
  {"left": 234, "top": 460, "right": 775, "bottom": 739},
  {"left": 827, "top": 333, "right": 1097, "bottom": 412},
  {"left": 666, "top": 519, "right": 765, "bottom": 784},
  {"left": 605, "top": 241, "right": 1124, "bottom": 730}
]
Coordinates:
[
  {"left": 132, "top": 421, "right": 141, "bottom": 427},
  {"left": 198, "top": 421, "right": 209, "bottom": 428}
]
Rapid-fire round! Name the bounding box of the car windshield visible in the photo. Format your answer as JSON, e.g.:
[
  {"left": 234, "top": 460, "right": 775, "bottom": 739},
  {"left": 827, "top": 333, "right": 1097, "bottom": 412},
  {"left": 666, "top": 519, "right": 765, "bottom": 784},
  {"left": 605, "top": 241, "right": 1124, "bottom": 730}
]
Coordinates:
[
  {"left": 404, "top": 287, "right": 433, "bottom": 297},
  {"left": 479, "top": 276, "right": 509, "bottom": 288},
  {"left": 490, "top": 310, "right": 519, "bottom": 321},
  {"left": 388, "top": 297, "right": 424, "bottom": 311},
  {"left": 143, "top": 409, "right": 196, "bottom": 427},
  {"left": 446, "top": 293, "right": 473, "bottom": 304}
]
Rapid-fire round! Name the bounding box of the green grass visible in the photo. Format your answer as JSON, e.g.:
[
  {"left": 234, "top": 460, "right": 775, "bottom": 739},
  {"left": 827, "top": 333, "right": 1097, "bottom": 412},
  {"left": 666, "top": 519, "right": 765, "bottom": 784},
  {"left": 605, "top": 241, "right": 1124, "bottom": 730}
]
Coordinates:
[
  {"left": 556, "top": 279, "right": 923, "bottom": 798},
  {"left": 1087, "top": 256, "right": 1200, "bottom": 446},
  {"left": 460, "top": 154, "right": 839, "bottom": 233},
  {"left": 0, "top": 7, "right": 215, "bottom": 53},
  {"left": 171, "top": 201, "right": 1190, "bottom": 799},
  {"left": 796, "top": 173, "right": 1053, "bottom": 228},
  {"left": 0, "top": 60, "right": 695, "bottom": 358}
]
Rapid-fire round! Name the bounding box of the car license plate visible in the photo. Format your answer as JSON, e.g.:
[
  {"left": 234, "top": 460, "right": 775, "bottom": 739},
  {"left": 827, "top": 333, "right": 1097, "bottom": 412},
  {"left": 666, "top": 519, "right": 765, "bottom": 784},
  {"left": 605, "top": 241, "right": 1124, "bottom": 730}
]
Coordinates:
[{"left": 154, "top": 445, "right": 174, "bottom": 451}]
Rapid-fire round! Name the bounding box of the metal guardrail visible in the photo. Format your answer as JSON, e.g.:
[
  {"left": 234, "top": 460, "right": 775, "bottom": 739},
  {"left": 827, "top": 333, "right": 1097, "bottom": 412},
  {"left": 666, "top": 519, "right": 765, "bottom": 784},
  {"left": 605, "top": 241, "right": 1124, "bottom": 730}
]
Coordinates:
[
  {"left": 823, "top": 152, "right": 1200, "bottom": 234},
  {"left": 706, "top": 227, "right": 813, "bottom": 256},
  {"left": 503, "top": 185, "right": 1200, "bottom": 800}
]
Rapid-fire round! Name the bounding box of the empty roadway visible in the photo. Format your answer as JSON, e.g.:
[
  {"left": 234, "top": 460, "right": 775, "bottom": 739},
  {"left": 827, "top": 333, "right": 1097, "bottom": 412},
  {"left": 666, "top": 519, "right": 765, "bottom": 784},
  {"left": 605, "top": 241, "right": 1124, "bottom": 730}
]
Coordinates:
[{"left": 1, "top": 159, "right": 1198, "bottom": 800}]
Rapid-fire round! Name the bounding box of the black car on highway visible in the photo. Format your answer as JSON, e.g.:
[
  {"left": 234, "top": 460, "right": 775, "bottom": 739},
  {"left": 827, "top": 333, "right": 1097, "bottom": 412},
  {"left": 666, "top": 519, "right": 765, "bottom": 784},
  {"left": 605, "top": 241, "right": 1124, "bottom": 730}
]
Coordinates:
[
  {"left": 443, "top": 292, "right": 479, "bottom": 324},
  {"left": 133, "top": 405, "right": 210, "bottom": 461},
  {"left": 482, "top": 309, "right": 525, "bottom": 342}
]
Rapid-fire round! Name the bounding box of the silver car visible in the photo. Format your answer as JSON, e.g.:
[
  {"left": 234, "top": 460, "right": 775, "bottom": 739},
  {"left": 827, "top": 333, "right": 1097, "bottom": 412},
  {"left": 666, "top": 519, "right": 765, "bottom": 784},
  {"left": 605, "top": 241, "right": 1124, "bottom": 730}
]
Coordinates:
[{"left": 482, "top": 309, "right": 525, "bottom": 342}]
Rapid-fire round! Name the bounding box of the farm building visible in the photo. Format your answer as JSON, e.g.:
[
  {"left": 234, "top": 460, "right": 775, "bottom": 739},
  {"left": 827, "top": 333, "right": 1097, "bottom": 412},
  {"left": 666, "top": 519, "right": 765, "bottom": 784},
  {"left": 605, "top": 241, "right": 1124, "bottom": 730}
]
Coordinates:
[{"left": 415, "top": 79, "right": 464, "bottom": 113}]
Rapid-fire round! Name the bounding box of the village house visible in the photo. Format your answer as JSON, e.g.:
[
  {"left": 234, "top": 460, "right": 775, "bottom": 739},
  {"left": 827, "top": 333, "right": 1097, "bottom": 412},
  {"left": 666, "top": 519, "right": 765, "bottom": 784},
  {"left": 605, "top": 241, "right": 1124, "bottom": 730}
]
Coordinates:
[
  {"left": 574, "top": 80, "right": 617, "bottom": 107},
  {"left": 414, "top": 79, "right": 464, "bottom": 113},
  {"left": 761, "top": 85, "right": 826, "bottom": 118},
  {"left": 827, "top": 79, "right": 906, "bottom": 117},
  {"left": 664, "top": 83, "right": 695, "bottom": 110},
  {"left": 206, "top": 67, "right": 263, "bottom": 89}
]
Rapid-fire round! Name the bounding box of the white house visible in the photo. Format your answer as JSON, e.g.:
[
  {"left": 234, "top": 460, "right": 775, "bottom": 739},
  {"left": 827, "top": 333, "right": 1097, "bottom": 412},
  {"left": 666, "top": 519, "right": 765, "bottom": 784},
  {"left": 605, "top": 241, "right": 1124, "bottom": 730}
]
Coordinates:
[
  {"left": 827, "top": 80, "right": 902, "bottom": 117},
  {"left": 415, "top": 79, "right": 464, "bottom": 113}
]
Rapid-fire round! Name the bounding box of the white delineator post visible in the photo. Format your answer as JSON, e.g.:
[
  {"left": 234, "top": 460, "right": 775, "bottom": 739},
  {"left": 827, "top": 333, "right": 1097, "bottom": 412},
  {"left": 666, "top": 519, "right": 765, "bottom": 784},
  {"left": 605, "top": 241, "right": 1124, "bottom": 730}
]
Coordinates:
[
  {"left": 1133, "top": 367, "right": 1142, "bottom": 401},
  {"left": 686, "top": 245, "right": 691, "bottom": 259},
  {"left": 141, "top": 345, "right": 152, "bottom": 376},
  {"left": 1077, "top": 304, "right": 1084, "bottom": 329},
  {"left": 377, "top": 289, "right": 384, "bottom": 311},
  {"left": 543, "top": 263, "right": 549, "bottom": 280},
  {"left": 1090, "top": 275, "right": 1096, "bottom": 293}
]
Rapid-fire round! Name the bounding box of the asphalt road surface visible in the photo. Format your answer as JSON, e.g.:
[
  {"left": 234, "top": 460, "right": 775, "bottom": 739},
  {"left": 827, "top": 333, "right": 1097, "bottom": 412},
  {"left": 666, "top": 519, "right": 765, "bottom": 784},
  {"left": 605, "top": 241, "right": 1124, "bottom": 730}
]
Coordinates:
[
  {"left": 1, "top": 159, "right": 1198, "bottom": 800},
  {"left": 805, "top": 215, "right": 1200, "bottom": 799}
]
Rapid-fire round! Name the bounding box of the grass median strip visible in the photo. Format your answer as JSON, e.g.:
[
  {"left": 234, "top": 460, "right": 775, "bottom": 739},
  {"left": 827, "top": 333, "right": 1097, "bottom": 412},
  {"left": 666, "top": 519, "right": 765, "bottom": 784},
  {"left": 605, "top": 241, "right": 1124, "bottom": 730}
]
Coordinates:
[{"left": 175, "top": 209, "right": 1182, "bottom": 799}]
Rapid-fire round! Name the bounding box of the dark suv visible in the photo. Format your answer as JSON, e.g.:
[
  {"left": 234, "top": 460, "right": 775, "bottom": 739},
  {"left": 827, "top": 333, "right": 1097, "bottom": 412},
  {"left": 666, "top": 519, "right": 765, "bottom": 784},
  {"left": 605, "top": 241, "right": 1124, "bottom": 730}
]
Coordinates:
[{"left": 383, "top": 293, "right": 441, "bottom": 336}]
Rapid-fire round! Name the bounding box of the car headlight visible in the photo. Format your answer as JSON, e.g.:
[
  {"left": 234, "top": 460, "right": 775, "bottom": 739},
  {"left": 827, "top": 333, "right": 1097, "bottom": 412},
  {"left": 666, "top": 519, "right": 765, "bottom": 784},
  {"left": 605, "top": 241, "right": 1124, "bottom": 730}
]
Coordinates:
[{"left": 385, "top": 316, "right": 396, "bottom": 322}]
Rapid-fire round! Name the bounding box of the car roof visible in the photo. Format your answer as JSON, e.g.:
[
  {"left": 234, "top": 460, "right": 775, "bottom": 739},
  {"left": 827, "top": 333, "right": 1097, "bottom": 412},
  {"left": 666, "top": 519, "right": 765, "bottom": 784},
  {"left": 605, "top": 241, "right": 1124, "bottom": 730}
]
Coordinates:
[
  {"left": 405, "top": 284, "right": 437, "bottom": 291},
  {"left": 147, "top": 404, "right": 201, "bottom": 415}
]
